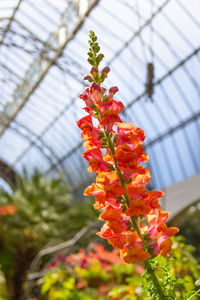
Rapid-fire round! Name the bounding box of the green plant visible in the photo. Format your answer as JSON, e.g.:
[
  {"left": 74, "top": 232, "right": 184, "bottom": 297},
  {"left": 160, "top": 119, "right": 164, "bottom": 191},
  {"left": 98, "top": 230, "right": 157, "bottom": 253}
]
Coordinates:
[
  {"left": 0, "top": 170, "right": 97, "bottom": 300},
  {"left": 40, "top": 237, "right": 200, "bottom": 299}
]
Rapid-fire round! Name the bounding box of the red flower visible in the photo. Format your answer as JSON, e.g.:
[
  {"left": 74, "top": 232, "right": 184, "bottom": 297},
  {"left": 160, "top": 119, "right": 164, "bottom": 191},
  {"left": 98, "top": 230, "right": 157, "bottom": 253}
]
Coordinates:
[
  {"left": 89, "top": 82, "right": 101, "bottom": 104},
  {"left": 77, "top": 115, "right": 101, "bottom": 149},
  {"left": 148, "top": 212, "right": 179, "bottom": 257},
  {"left": 83, "top": 148, "right": 110, "bottom": 173},
  {"left": 117, "top": 123, "right": 145, "bottom": 150},
  {"left": 97, "top": 100, "right": 124, "bottom": 131},
  {"left": 106, "top": 86, "right": 119, "bottom": 100},
  {"left": 79, "top": 88, "right": 94, "bottom": 115}
]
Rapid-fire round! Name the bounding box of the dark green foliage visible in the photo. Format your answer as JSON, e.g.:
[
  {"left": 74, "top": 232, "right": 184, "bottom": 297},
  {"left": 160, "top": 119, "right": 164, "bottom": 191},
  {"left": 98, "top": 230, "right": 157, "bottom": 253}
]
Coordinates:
[
  {"left": 177, "top": 203, "right": 200, "bottom": 260},
  {"left": 0, "top": 170, "right": 98, "bottom": 300},
  {"left": 40, "top": 236, "right": 200, "bottom": 299},
  {"left": 142, "top": 236, "right": 200, "bottom": 300}
]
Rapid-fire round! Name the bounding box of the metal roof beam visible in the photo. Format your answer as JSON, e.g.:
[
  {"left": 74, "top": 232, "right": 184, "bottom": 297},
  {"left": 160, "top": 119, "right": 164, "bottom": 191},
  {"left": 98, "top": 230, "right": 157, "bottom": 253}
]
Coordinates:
[
  {"left": 0, "top": 0, "right": 23, "bottom": 46},
  {"left": 0, "top": 0, "right": 100, "bottom": 139},
  {"left": 145, "top": 111, "right": 200, "bottom": 148},
  {"left": 0, "top": 63, "right": 22, "bottom": 80},
  {"left": 107, "top": 0, "right": 171, "bottom": 65}
]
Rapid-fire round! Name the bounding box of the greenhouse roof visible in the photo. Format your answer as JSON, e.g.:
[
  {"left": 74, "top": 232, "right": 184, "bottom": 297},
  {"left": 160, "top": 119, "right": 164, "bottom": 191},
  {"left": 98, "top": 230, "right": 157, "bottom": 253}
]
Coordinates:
[{"left": 0, "top": 0, "right": 200, "bottom": 192}]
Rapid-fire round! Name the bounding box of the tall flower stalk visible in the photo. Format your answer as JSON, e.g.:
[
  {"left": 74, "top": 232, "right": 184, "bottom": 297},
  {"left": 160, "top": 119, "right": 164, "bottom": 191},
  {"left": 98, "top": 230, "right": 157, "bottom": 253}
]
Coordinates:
[{"left": 77, "top": 31, "right": 178, "bottom": 299}]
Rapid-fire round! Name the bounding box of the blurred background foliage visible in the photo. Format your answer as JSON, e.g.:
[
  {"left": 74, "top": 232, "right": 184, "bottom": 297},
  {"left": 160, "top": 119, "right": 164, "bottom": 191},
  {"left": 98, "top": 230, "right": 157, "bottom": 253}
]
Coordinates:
[
  {"left": 38, "top": 237, "right": 200, "bottom": 300},
  {"left": 0, "top": 171, "right": 99, "bottom": 300},
  {"left": 169, "top": 201, "right": 200, "bottom": 262},
  {"left": 178, "top": 203, "right": 200, "bottom": 261}
]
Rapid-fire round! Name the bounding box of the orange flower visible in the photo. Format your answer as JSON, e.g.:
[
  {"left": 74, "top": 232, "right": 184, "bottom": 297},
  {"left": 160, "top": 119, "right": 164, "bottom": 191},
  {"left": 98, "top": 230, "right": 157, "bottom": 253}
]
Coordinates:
[
  {"left": 97, "top": 223, "right": 126, "bottom": 249},
  {"left": 83, "top": 148, "right": 110, "bottom": 173},
  {"left": 94, "top": 196, "right": 119, "bottom": 209},
  {"left": 84, "top": 183, "right": 104, "bottom": 197},
  {"left": 99, "top": 205, "right": 122, "bottom": 220},
  {"left": 108, "top": 235, "right": 126, "bottom": 249},
  {"left": 125, "top": 231, "right": 141, "bottom": 246},
  {"left": 81, "top": 126, "right": 100, "bottom": 143},
  {"left": 0, "top": 205, "right": 17, "bottom": 215},
  {"left": 96, "top": 171, "right": 125, "bottom": 198},
  {"left": 83, "top": 138, "right": 100, "bottom": 150},
  {"left": 97, "top": 99, "right": 124, "bottom": 131},
  {"left": 103, "top": 150, "right": 113, "bottom": 164},
  {"left": 157, "top": 223, "right": 179, "bottom": 236},
  {"left": 159, "top": 239, "right": 173, "bottom": 257},
  {"left": 76, "top": 114, "right": 92, "bottom": 130},
  {"left": 145, "top": 191, "right": 164, "bottom": 210},
  {"left": 127, "top": 168, "right": 151, "bottom": 188},
  {"left": 125, "top": 198, "right": 151, "bottom": 217},
  {"left": 117, "top": 123, "right": 145, "bottom": 150},
  {"left": 115, "top": 145, "right": 149, "bottom": 172},
  {"left": 96, "top": 170, "right": 119, "bottom": 183},
  {"left": 107, "top": 219, "right": 128, "bottom": 234},
  {"left": 89, "top": 82, "right": 101, "bottom": 104},
  {"left": 148, "top": 211, "right": 170, "bottom": 234},
  {"left": 148, "top": 212, "right": 179, "bottom": 257},
  {"left": 97, "top": 99, "right": 124, "bottom": 117},
  {"left": 121, "top": 246, "right": 149, "bottom": 264},
  {"left": 100, "top": 115, "right": 122, "bottom": 132},
  {"left": 77, "top": 115, "right": 101, "bottom": 149}
]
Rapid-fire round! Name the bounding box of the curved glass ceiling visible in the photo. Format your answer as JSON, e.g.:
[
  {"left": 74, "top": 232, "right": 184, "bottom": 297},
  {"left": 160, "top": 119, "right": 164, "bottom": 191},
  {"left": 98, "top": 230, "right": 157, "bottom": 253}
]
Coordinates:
[{"left": 0, "top": 0, "right": 199, "bottom": 192}]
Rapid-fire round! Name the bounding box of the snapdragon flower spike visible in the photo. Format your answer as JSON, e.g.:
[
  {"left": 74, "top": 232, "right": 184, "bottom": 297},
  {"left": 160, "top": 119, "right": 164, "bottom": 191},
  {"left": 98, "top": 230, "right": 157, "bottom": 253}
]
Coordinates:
[{"left": 77, "top": 31, "right": 178, "bottom": 265}]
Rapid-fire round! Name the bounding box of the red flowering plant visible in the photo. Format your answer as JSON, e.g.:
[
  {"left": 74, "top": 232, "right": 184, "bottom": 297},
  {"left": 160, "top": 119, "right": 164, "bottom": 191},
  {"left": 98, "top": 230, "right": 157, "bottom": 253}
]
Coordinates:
[
  {"left": 41, "top": 244, "right": 145, "bottom": 299},
  {"left": 41, "top": 239, "right": 200, "bottom": 299},
  {"left": 77, "top": 31, "right": 179, "bottom": 299}
]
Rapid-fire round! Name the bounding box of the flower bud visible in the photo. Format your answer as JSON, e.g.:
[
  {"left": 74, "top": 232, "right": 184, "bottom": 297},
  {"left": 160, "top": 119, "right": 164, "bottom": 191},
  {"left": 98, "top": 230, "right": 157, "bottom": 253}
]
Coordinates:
[
  {"left": 87, "top": 57, "right": 95, "bottom": 66},
  {"left": 90, "top": 67, "right": 98, "bottom": 79},
  {"left": 102, "top": 66, "right": 110, "bottom": 77},
  {"left": 109, "top": 86, "right": 119, "bottom": 96},
  {"left": 89, "top": 30, "right": 95, "bottom": 37},
  {"left": 83, "top": 74, "right": 93, "bottom": 82},
  {"left": 96, "top": 53, "right": 104, "bottom": 64}
]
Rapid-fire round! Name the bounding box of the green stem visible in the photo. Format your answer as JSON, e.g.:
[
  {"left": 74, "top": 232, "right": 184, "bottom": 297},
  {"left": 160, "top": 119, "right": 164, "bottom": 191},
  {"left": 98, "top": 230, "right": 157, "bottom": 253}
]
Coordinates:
[
  {"left": 144, "top": 260, "right": 166, "bottom": 300},
  {"left": 187, "top": 288, "right": 200, "bottom": 300},
  {"left": 131, "top": 216, "right": 143, "bottom": 241},
  {"left": 132, "top": 217, "right": 166, "bottom": 299},
  {"left": 105, "top": 130, "right": 166, "bottom": 299}
]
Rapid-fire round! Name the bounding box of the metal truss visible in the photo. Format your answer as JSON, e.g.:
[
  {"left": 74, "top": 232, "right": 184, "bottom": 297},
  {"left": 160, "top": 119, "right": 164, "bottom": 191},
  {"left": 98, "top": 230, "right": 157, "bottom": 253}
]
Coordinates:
[{"left": 0, "top": 0, "right": 199, "bottom": 192}]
